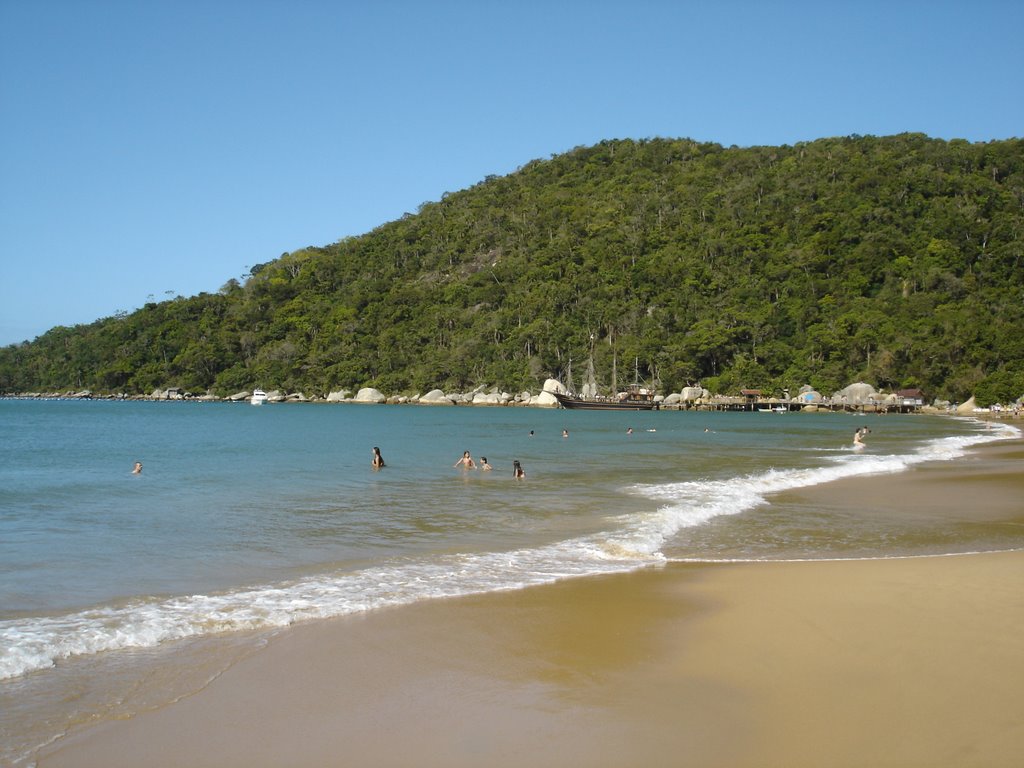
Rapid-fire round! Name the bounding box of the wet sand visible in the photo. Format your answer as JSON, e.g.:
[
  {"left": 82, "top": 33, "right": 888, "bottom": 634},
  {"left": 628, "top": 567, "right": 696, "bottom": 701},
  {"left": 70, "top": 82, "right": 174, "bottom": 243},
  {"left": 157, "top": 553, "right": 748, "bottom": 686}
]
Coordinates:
[{"left": 38, "top": 439, "right": 1024, "bottom": 768}]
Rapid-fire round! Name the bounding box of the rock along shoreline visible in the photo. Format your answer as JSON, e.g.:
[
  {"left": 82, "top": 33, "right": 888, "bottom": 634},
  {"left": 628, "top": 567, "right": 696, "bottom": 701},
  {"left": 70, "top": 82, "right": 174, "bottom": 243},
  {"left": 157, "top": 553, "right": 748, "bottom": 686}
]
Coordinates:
[{"left": 4, "top": 383, "right": 1021, "bottom": 418}]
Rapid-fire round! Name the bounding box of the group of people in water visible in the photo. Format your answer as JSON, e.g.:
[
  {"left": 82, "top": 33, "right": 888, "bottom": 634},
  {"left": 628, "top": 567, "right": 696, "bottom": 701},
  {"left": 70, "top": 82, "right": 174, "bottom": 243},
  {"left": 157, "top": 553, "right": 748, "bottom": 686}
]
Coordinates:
[
  {"left": 370, "top": 447, "right": 524, "bottom": 477},
  {"left": 453, "top": 450, "right": 524, "bottom": 477},
  {"left": 367, "top": 427, "right": 556, "bottom": 477}
]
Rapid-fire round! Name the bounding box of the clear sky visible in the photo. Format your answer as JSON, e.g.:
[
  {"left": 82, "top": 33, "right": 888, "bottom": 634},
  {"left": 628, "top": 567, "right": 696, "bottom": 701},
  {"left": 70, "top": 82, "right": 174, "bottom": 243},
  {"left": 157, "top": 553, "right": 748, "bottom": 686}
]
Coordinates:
[{"left": 1, "top": 0, "right": 1021, "bottom": 346}]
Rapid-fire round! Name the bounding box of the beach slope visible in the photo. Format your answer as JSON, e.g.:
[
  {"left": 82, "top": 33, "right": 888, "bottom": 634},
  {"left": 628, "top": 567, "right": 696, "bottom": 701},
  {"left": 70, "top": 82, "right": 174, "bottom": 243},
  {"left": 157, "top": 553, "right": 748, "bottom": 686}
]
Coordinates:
[{"left": 39, "top": 442, "right": 1024, "bottom": 768}]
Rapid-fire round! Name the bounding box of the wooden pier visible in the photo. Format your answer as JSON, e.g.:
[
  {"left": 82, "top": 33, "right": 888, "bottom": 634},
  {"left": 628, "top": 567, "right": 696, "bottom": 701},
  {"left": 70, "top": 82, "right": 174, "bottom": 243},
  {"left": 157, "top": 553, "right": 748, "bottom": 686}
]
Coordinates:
[{"left": 660, "top": 396, "right": 924, "bottom": 414}]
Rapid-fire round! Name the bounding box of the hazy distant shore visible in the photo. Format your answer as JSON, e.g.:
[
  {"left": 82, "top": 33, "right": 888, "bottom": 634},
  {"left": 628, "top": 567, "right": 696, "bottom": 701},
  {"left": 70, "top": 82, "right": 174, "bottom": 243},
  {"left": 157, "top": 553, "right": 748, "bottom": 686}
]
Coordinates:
[{"left": 37, "top": 437, "right": 1024, "bottom": 768}]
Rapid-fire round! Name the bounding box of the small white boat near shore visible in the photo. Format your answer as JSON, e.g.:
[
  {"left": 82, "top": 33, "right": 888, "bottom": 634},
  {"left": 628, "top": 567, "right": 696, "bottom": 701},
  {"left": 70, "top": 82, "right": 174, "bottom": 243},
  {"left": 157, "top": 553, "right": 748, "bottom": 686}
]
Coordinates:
[{"left": 250, "top": 388, "right": 268, "bottom": 406}]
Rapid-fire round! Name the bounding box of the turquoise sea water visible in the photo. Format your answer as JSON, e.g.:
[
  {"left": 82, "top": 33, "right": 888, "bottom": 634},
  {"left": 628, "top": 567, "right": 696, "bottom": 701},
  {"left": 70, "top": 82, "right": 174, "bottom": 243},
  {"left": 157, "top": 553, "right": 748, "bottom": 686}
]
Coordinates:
[{"left": 1, "top": 399, "right": 1020, "bottom": 764}]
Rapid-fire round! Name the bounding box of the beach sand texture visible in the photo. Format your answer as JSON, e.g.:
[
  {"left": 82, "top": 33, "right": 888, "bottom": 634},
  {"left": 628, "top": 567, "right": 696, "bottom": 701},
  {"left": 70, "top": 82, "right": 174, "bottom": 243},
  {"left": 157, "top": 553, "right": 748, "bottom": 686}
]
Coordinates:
[{"left": 39, "top": 440, "right": 1024, "bottom": 768}]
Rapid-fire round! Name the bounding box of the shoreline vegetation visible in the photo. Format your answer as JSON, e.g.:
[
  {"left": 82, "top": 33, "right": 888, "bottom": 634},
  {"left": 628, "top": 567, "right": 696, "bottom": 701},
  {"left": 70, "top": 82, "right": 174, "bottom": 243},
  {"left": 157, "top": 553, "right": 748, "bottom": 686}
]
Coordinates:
[{"left": 36, "top": 437, "right": 1024, "bottom": 768}]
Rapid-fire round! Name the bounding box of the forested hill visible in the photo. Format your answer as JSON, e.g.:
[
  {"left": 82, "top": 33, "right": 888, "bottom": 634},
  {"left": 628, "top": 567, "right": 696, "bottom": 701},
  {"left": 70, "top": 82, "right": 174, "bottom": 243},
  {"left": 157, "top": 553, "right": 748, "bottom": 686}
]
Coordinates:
[{"left": 3, "top": 134, "right": 1023, "bottom": 404}]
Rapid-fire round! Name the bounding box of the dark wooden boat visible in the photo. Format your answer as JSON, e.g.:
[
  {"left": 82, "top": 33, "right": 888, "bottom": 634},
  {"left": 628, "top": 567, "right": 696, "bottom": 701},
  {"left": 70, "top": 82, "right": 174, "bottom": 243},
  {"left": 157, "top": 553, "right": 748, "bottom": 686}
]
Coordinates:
[
  {"left": 548, "top": 352, "right": 659, "bottom": 410},
  {"left": 548, "top": 384, "right": 659, "bottom": 410}
]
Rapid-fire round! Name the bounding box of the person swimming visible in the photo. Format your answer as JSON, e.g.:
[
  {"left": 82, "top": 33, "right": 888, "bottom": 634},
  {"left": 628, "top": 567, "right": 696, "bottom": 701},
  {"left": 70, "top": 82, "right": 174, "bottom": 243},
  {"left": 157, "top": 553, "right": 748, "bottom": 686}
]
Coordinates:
[
  {"left": 513, "top": 459, "right": 525, "bottom": 479},
  {"left": 454, "top": 451, "right": 476, "bottom": 469},
  {"left": 371, "top": 446, "right": 385, "bottom": 468},
  {"left": 479, "top": 457, "right": 493, "bottom": 471},
  {"left": 132, "top": 461, "right": 143, "bottom": 474}
]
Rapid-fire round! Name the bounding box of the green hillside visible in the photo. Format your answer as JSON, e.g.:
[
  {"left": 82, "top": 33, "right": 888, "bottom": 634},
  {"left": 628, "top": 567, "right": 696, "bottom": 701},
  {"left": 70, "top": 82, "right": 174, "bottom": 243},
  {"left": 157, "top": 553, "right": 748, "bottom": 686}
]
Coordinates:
[{"left": 3, "top": 134, "right": 1023, "bottom": 404}]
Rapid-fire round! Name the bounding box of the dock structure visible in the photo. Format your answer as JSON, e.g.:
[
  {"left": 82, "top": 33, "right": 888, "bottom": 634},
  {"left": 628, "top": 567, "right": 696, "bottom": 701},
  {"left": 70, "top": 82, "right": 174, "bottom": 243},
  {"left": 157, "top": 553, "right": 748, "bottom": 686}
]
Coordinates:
[{"left": 662, "top": 395, "right": 925, "bottom": 414}]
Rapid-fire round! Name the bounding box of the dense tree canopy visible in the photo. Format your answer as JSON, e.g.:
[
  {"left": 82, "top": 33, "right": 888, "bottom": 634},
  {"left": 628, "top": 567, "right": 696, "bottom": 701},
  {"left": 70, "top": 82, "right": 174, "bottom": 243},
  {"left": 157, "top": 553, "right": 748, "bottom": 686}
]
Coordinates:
[{"left": 2, "top": 134, "right": 1023, "bottom": 405}]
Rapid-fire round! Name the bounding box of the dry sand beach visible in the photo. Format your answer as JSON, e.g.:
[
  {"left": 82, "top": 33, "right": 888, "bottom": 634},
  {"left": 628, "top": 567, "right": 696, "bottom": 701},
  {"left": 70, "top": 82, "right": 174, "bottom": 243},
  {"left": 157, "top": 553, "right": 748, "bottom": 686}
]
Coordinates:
[{"left": 38, "top": 439, "right": 1024, "bottom": 768}]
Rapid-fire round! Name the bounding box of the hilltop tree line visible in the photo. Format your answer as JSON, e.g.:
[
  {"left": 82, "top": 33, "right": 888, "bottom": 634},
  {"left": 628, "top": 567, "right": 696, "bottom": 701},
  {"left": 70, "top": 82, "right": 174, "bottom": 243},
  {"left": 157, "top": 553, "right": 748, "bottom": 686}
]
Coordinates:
[{"left": 2, "top": 134, "right": 1023, "bottom": 406}]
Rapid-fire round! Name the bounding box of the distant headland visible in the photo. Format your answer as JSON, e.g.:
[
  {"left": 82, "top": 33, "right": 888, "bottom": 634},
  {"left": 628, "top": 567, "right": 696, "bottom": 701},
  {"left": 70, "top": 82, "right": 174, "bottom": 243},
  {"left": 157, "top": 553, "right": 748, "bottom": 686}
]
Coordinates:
[{"left": 2, "top": 136, "right": 1022, "bottom": 409}]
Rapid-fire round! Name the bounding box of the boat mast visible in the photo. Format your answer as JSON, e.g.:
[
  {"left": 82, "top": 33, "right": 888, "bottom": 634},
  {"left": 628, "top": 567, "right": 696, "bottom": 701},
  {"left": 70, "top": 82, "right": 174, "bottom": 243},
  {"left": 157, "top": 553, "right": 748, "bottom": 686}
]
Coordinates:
[
  {"left": 582, "top": 334, "right": 598, "bottom": 397},
  {"left": 612, "top": 349, "right": 617, "bottom": 394}
]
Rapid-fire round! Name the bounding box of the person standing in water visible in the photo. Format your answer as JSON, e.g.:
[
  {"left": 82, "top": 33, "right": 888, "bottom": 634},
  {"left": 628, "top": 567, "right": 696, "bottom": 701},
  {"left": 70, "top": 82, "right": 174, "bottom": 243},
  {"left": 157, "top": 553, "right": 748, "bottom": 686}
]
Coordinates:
[
  {"left": 132, "top": 461, "right": 143, "bottom": 474},
  {"left": 513, "top": 460, "right": 525, "bottom": 479},
  {"left": 371, "top": 446, "right": 385, "bottom": 469},
  {"left": 454, "top": 451, "right": 476, "bottom": 469}
]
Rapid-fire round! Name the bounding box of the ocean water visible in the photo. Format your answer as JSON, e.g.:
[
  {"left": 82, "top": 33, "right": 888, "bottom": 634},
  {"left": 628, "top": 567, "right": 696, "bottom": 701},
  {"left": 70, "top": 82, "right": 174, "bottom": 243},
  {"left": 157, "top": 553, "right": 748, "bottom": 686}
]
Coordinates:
[{"left": 1, "top": 398, "right": 1020, "bottom": 765}]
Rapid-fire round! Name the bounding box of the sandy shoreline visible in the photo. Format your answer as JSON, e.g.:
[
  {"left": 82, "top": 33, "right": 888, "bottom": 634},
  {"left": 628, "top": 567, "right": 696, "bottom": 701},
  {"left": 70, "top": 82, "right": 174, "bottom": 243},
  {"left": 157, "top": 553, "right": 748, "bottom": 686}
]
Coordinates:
[{"left": 38, "top": 439, "right": 1024, "bottom": 767}]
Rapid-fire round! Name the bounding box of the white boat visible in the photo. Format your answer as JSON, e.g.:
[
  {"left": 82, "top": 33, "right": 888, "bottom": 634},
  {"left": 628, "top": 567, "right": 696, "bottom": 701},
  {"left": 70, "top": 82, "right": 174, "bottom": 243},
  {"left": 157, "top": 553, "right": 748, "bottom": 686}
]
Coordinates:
[{"left": 250, "top": 388, "right": 268, "bottom": 405}]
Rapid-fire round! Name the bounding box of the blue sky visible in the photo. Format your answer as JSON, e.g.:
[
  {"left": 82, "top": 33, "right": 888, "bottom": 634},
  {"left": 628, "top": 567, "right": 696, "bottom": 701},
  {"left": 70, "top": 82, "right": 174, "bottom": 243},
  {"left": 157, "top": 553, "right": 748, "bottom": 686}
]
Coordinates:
[{"left": 1, "top": 0, "right": 1022, "bottom": 346}]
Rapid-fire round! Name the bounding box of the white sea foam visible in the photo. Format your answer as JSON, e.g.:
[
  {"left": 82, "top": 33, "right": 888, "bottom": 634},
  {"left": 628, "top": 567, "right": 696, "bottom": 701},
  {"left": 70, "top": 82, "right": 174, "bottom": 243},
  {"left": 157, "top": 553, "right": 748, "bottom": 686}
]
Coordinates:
[
  {"left": 618, "top": 419, "right": 1021, "bottom": 567},
  {"left": 1, "top": 420, "right": 1018, "bottom": 681},
  {"left": 0, "top": 543, "right": 646, "bottom": 680}
]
